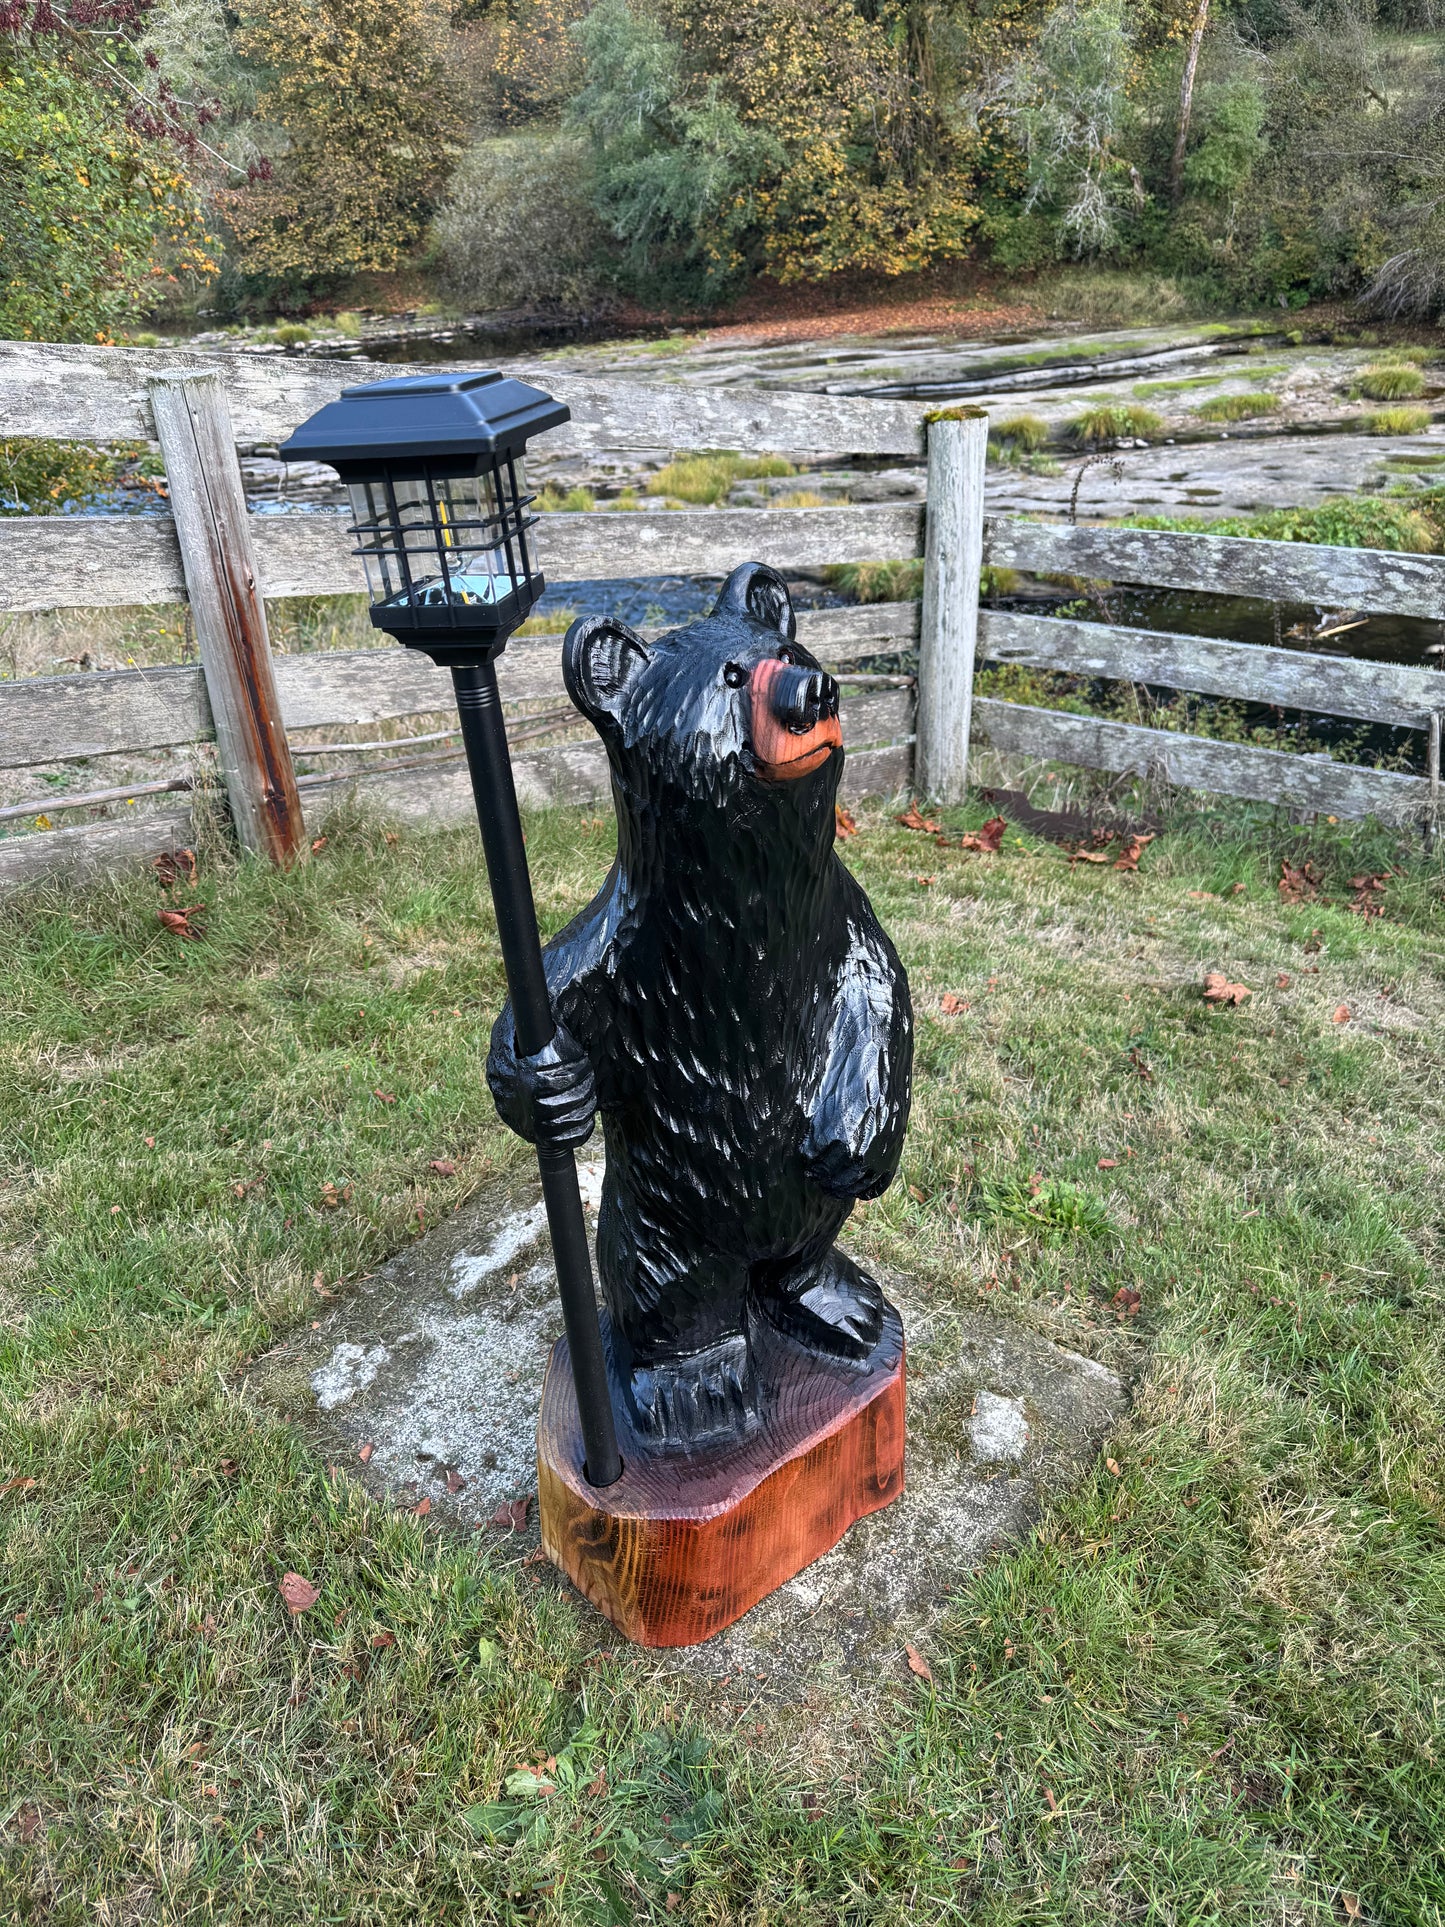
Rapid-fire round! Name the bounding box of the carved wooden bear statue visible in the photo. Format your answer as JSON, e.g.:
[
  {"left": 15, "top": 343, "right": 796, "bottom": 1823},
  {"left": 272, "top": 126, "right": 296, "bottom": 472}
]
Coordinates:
[{"left": 487, "top": 561, "right": 913, "bottom": 1453}]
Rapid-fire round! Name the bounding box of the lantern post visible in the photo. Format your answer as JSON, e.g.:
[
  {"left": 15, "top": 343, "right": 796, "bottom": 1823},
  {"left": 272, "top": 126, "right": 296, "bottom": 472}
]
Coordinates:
[{"left": 280, "top": 371, "right": 622, "bottom": 1488}]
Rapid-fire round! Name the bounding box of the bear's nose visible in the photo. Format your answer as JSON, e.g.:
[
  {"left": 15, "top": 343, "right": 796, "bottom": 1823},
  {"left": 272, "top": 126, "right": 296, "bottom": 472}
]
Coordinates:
[{"left": 771, "top": 663, "right": 840, "bottom": 734}]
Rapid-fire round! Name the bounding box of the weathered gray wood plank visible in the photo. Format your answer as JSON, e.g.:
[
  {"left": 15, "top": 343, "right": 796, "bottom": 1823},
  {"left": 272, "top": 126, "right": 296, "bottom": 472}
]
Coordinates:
[
  {"left": 973, "top": 698, "right": 1429, "bottom": 824},
  {"left": 0, "top": 805, "right": 194, "bottom": 890},
  {"left": 0, "top": 505, "right": 922, "bottom": 614},
  {"left": 841, "top": 741, "right": 914, "bottom": 798},
  {"left": 0, "top": 663, "right": 208, "bottom": 767},
  {"left": 0, "top": 604, "right": 919, "bottom": 771},
  {"left": 979, "top": 610, "right": 1445, "bottom": 730},
  {"left": 0, "top": 340, "right": 926, "bottom": 456},
  {"left": 984, "top": 518, "right": 1445, "bottom": 622}
]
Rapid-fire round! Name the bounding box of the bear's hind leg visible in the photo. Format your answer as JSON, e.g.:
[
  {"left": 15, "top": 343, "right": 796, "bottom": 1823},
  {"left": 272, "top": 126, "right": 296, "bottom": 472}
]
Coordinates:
[
  {"left": 598, "top": 1182, "right": 756, "bottom": 1451},
  {"left": 753, "top": 1245, "right": 885, "bottom": 1361}
]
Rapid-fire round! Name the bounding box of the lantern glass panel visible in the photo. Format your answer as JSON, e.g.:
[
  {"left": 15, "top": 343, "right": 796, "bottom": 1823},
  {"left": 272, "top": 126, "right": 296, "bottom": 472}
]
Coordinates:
[{"left": 347, "top": 459, "right": 536, "bottom": 626}]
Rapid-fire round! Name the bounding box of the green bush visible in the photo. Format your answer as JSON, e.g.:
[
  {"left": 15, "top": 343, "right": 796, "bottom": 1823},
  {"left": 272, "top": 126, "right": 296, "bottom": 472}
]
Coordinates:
[
  {"left": 1352, "top": 364, "right": 1426, "bottom": 400},
  {"left": 1194, "top": 392, "right": 1279, "bottom": 421},
  {"left": 433, "top": 136, "right": 607, "bottom": 310},
  {"left": 1067, "top": 404, "right": 1165, "bottom": 443},
  {"left": 0, "top": 439, "right": 156, "bottom": 516}
]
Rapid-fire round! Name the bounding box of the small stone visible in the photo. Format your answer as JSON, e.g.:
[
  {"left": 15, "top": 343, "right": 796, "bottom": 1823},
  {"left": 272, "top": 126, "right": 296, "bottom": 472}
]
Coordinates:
[{"left": 970, "top": 1391, "right": 1030, "bottom": 1465}]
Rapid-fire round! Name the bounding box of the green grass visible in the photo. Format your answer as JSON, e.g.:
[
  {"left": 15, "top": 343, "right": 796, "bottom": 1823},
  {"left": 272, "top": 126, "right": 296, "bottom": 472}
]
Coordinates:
[
  {"left": 1194, "top": 391, "right": 1279, "bottom": 422},
  {"left": 988, "top": 415, "right": 1051, "bottom": 457},
  {"left": 1066, "top": 404, "right": 1165, "bottom": 444},
  {"left": 644, "top": 453, "right": 796, "bottom": 506},
  {"left": 2, "top": 799, "right": 1444, "bottom": 1921},
  {"left": 1123, "top": 491, "right": 1445, "bottom": 553},
  {"left": 1365, "top": 405, "right": 1433, "bottom": 436},
  {"left": 1131, "top": 375, "right": 1221, "bottom": 398},
  {"left": 1352, "top": 364, "right": 1427, "bottom": 402}
]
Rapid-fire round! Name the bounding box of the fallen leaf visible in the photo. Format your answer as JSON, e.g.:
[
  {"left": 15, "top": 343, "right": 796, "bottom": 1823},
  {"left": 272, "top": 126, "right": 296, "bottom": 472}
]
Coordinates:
[
  {"left": 1069, "top": 848, "right": 1109, "bottom": 865},
  {"left": 383, "top": 830, "right": 399, "bottom": 845},
  {"left": 218, "top": 1458, "right": 237, "bottom": 1477},
  {"left": 586, "top": 1768, "right": 607, "bottom": 1797},
  {"left": 153, "top": 847, "right": 198, "bottom": 889},
  {"left": 908, "top": 1183, "right": 928, "bottom": 1204},
  {"left": 446, "top": 1469, "right": 465, "bottom": 1494},
  {"left": 1097, "top": 1157, "right": 1118, "bottom": 1169},
  {"left": 1112, "top": 1287, "right": 1142, "bottom": 1317},
  {"left": 412, "top": 1496, "right": 432, "bottom": 1518},
  {"left": 371, "top": 1630, "right": 395, "bottom": 1650},
  {"left": 1276, "top": 973, "right": 1291, "bottom": 989},
  {"left": 429, "top": 1158, "right": 456, "bottom": 1176},
  {"left": 940, "top": 992, "right": 969, "bottom": 1015},
  {"left": 834, "top": 804, "right": 859, "bottom": 839},
  {"left": 157, "top": 903, "right": 206, "bottom": 941},
  {"left": 956, "top": 814, "right": 1006, "bottom": 854},
  {"left": 317, "top": 1182, "right": 352, "bottom": 1209},
  {"left": 1105, "top": 1458, "right": 1121, "bottom": 1477},
  {"left": 1113, "top": 832, "right": 1156, "bottom": 872},
  {"left": 372, "top": 1089, "right": 396, "bottom": 1105},
  {"left": 358, "top": 1442, "right": 374, "bottom": 1463},
  {"left": 912, "top": 873, "right": 937, "bottom": 886},
  {"left": 16, "top": 1803, "right": 42, "bottom": 1843},
  {"left": 278, "top": 1573, "right": 319, "bottom": 1616},
  {"left": 491, "top": 1496, "right": 530, "bottom": 1531},
  {"left": 2, "top": 1476, "right": 36, "bottom": 1493},
  {"left": 1202, "top": 973, "right": 1251, "bottom": 1006},
  {"left": 666, "top": 1895, "right": 681, "bottom": 1913},
  {"left": 1341, "top": 1896, "right": 1362, "bottom": 1920},
  {"left": 1278, "top": 859, "right": 1321, "bottom": 903},
  {"left": 310, "top": 836, "right": 328, "bottom": 853},
  {"left": 896, "top": 805, "right": 941, "bottom": 834},
  {"left": 1043, "top": 1786, "right": 1058, "bottom": 1812},
  {"left": 905, "top": 1643, "right": 934, "bottom": 1682},
  {"left": 1331, "top": 1005, "right": 1351, "bottom": 1025}
]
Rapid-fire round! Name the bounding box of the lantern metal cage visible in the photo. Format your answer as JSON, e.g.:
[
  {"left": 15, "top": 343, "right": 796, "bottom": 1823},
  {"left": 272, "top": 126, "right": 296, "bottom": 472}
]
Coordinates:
[{"left": 346, "top": 458, "right": 540, "bottom": 637}]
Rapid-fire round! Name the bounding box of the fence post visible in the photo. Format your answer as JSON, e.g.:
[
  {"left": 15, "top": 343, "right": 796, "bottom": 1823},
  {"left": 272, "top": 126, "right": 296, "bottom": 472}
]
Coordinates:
[
  {"left": 147, "top": 369, "right": 306, "bottom": 865},
  {"left": 917, "top": 409, "right": 988, "bottom": 805}
]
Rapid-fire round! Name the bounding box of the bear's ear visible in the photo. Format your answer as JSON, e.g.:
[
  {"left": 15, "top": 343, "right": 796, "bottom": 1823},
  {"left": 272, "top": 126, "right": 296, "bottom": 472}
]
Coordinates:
[
  {"left": 713, "top": 561, "right": 796, "bottom": 643},
  {"left": 563, "top": 613, "right": 651, "bottom": 726}
]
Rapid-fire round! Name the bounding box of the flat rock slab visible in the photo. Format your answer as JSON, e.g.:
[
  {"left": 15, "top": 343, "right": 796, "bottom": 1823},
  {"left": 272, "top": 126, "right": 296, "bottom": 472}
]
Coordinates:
[{"left": 249, "top": 1158, "right": 1126, "bottom": 1696}]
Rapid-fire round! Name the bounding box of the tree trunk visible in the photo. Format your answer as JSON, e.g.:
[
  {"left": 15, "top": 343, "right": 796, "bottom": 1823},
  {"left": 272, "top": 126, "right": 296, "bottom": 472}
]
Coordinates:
[{"left": 1170, "top": 0, "right": 1211, "bottom": 204}]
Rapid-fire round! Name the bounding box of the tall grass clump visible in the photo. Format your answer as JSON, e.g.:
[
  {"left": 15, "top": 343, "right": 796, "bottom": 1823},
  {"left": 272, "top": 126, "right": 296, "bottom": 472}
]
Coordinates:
[
  {"left": 1364, "top": 405, "right": 1432, "bottom": 436},
  {"left": 1067, "top": 404, "right": 1164, "bottom": 444},
  {"left": 644, "top": 453, "right": 795, "bottom": 506},
  {"left": 1195, "top": 392, "right": 1279, "bottom": 422},
  {"left": 1353, "top": 364, "right": 1426, "bottom": 401},
  {"left": 989, "top": 415, "right": 1051, "bottom": 460}
]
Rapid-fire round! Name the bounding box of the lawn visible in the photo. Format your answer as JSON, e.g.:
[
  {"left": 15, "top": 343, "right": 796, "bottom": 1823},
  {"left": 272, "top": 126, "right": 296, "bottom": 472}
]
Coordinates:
[{"left": 2, "top": 792, "right": 1443, "bottom": 1924}]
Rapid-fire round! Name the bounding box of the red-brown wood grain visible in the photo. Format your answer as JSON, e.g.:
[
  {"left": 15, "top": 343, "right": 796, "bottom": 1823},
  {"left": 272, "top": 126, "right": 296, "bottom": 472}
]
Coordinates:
[{"left": 537, "top": 1314, "right": 905, "bottom": 1647}]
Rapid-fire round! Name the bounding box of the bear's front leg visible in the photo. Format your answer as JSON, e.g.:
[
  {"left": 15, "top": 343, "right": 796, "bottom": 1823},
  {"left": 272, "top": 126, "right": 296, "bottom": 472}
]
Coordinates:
[{"left": 799, "top": 911, "right": 913, "bottom": 1203}]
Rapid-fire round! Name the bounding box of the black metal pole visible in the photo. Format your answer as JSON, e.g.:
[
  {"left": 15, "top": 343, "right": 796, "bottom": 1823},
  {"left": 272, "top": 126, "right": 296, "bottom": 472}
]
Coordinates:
[{"left": 451, "top": 657, "right": 623, "bottom": 1489}]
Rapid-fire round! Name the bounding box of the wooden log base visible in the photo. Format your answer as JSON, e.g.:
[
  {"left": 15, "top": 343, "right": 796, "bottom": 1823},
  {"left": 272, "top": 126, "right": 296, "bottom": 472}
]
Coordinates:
[{"left": 538, "top": 1306, "right": 905, "bottom": 1647}]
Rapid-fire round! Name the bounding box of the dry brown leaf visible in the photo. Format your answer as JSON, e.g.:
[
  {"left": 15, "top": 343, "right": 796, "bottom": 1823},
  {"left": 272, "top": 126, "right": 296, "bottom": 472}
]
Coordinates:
[
  {"left": 1341, "top": 1896, "right": 1362, "bottom": 1920},
  {"left": 446, "top": 1469, "right": 466, "bottom": 1494},
  {"left": 896, "top": 805, "right": 941, "bottom": 834},
  {"left": 1331, "top": 1005, "right": 1351, "bottom": 1025},
  {"left": 834, "top": 804, "right": 859, "bottom": 839},
  {"left": 358, "top": 1442, "right": 374, "bottom": 1463},
  {"left": 157, "top": 903, "right": 206, "bottom": 941},
  {"left": 1275, "top": 973, "right": 1291, "bottom": 989},
  {"left": 940, "top": 992, "right": 970, "bottom": 1016},
  {"left": 956, "top": 814, "right": 1006, "bottom": 854},
  {"left": 317, "top": 1182, "right": 352, "bottom": 1209},
  {"left": 491, "top": 1496, "right": 530, "bottom": 1531},
  {"left": 310, "top": 836, "right": 328, "bottom": 853},
  {"left": 1202, "top": 973, "right": 1251, "bottom": 1006},
  {"left": 429, "top": 1158, "right": 457, "bottom": 1176},
  {"left": 278, "top": 1572, "right": 319, "bottom": 1616},
  {"left": 1105, "top": 1458, "right": 1122, "bottom": 1477},
  {"left": 1113, "top": 833, "right": 1156, "bottom": 872},
  {"left": 373, "top": 1089, "right": 396, "bottom": 1105},
  {"left": 1097, "top": 1157, "right": 1118, "bottom": 1169},
  {"left": 1278, "top": 859, "right": 1321, "bottom": 903},
  {"left": 905, "top": 1643, "right": 934, "bottom": 1683},
  {"left": 412, "top": 1496, "right": 432, "bottom": 1518},
  {"left": 371, "top": 1631, "right": 396, "bottom": 1650},
  {"left": 912, "top": 874, "right": 937, "bottom": 887},
  {"left": 586, "top": 1769, "right": 607, "bottom": 1798},
  {"left": 1070, "top": 849, "right": 1109, "bottom": 865},
  {"left": 2, "top": 1476, "right": 36, "bottom": 1493}
]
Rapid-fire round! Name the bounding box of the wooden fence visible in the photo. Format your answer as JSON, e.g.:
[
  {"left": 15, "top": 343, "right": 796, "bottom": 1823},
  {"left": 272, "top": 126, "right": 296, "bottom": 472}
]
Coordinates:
[{"left": 0, "top": 339, "right": 1441, "bottom": 887}]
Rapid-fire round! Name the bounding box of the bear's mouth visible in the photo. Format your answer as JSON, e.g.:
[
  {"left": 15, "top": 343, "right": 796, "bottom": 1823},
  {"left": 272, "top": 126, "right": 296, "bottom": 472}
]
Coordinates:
[{"left": 748, "top": 658, "right": 842, "bottom": 782}]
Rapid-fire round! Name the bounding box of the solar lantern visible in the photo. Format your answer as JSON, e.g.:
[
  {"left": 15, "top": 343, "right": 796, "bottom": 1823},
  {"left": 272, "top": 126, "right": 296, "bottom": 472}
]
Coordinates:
[{"left": 280, "top": 370, "right": 622, "bottom": 1489}]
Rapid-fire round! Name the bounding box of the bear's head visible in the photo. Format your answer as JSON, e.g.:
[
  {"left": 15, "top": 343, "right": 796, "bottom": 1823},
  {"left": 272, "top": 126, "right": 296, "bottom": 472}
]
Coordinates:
[{"left": 562, "top": 564, "right": 842, "bottom": 853}]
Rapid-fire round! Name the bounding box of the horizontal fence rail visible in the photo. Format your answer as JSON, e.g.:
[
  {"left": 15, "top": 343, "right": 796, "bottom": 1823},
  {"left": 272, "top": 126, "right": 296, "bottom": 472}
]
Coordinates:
[
  {"left": 2, "top": 337, "right": 1442, "bottom": 885},
  {"left": 0, "top": 340, "right": 927, "bottom": 457}
]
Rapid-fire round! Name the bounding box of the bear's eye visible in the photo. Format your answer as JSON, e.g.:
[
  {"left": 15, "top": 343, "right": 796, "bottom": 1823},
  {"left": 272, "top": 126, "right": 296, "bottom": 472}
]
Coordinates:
[{"left": 723, "top": 662, "right": 748, "bottom": 687}]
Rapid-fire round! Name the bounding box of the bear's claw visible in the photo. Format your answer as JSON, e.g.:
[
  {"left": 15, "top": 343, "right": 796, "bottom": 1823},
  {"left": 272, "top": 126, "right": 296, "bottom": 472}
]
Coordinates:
[
  {"left": 628, "top": 1333, "right": 757, "bottom": 1450},
  {"left": 758, "top": 1249, "right": 884, "bottom": 1361}
]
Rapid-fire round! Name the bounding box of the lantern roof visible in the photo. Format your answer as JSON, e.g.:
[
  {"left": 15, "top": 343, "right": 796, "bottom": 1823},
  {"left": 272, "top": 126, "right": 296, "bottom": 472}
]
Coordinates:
[{"left": 278, "top": 369, "right": 570, "bottom": 470}]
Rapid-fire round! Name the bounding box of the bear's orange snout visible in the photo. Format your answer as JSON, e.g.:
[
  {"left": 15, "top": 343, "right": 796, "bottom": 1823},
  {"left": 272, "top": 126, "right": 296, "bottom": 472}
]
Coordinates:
[{"left": 749, "top": 657, "right": 842, "bottom": 782}]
